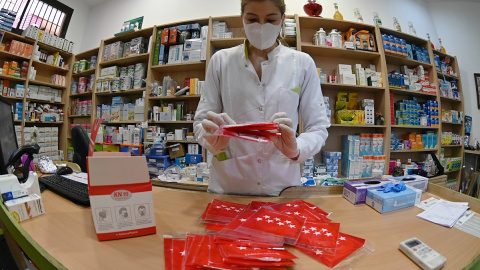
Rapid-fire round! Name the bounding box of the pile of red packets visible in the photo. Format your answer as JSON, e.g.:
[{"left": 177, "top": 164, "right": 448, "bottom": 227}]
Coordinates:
[
  {"left": 164, "top": 199, "right": 369, "bottom": 269},
  {"left": 213, "top": 122, "right": 281, "bottom": 143}
]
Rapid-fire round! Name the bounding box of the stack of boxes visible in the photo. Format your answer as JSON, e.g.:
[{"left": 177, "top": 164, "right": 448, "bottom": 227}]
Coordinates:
[
  {"left": 2, "top": 39, "right": 33, "bottom": 58},
  {"left": 394, "top": 97, "right": 439, "bottom": 127},
  {"left": 329, "top": 63, "right": 382, "bottom": 87},
  {"left": 390, "top": 131, "right": 437, "bottom": 151},
  {"left": 283, "top": 18, "right": 296, "bottom": 38},
  {"left": 186, "top": 144, "right": 202, "bottom": 165},
  {"left": 14, "top": 125, "right": 21, "bottom": 146},
  {"left": 301, "top": 155, "right": 315, "bottom": 178},
  {"left": 27, "top": 127, "right": 61, "bottom": 162},
  {"left": 441, "top": 132, "right": 462, "bottom": 146},
  {"left": 151, "top": 101, "right": 185, "bottom": 122},
  {"left": 0, "top": 9, "right": 16, "bottom": 31},
  {"left": 381, "top": 33, "right": 430, "bottom": 64},
  {"left": 155, "top": 23, "right": 207, "bottom": 65},
  {"left": 97, "top": 96, "right": 144, "bottom": 122},
  {"left": 323, "top": 151, "right": 341, "bottom": 178},
  {"left": 335, "top": 92, "right": 370, "bottom": 125},
  {"left": 441, "top": 109, "right": 463, "bottom": 123},
  {"left": 212, "top": 21, "right": 231, "bottom": 39},
  {"left": 14, "top": 102, "right": 22, "bottom": 121},
  {"left": 96, "top": 63, "right": 146, "bottom": 93},
  {"left": 388, "top": 65, "right": 436, "bottom": 94},
  {"left": 438, "top": 78, "right": 460, "bottom": 100},
  {"left": 341, "top": 134, "right": 385, "bottom": 179},
  {"left": 23, "top": 25, "right": 74, "bottom": 53},
  {"left": 27, "top": 85, "right": 62, "bottom": 102}
]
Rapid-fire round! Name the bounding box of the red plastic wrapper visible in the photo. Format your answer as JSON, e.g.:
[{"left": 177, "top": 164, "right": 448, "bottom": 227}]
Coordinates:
[
  {"left": 200, "top": 199, "right": 246, "bottom": 224},
  {"left": 270, "top": 200, "right": 329, "bottom": 217},
  {"left": 295, "top": 232, "right": 366, "bottom": 268},
  {"left": 214, "top": 122, "right": 281, "bottom": 143},
  {"left": 294, "top": 221, "right": 341, "bottom": 255},
  {"left": 217, "top": 242, "right": 298, "bottom": 262},
  {"left": 163, "top": 235, "right": 186, "bottom": 270},
  {"left": 236, "top": 207, "right": 306, "bottom": 246},
  {"left": 278, "top": 204, "right": 332, "bottom": 223}
]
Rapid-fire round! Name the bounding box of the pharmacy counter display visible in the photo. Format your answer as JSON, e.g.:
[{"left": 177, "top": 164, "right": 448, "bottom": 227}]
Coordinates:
[{"left": 1, "top": 184, "right": 480, "bottom": 269}]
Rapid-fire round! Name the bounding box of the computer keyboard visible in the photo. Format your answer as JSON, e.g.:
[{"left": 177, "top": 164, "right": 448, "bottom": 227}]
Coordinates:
[{"left": 39, "top": 175, "right": 90, "bottom": 206}]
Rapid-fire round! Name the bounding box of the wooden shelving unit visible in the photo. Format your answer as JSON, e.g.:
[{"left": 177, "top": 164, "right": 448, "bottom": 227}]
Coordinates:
[{"left": 0, "top": 30, "right": 72, "bottom": 160}]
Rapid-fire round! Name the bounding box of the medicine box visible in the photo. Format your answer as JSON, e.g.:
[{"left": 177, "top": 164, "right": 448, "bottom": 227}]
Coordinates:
[
  {"left": 168, "top": 143, "right": 186, "bottom": 158},
  {"left": 146, "top": 155, "right": 170, "bottom": 168},
  {"left": 343, "top": 179, "right": 390, "bottom": 204},
  {"left": 386, "top": 175, "right": 428, "bottom": 192},
  {"left": 365, "top": 186, "right": 421, "bottom": 213},
  {"left": 182, "top": 49, "right": 202, "bottom": 62},
  {"left": 183, "top": 38, "right": 202, "bottom": 51},
  {"left": 4, "top": 194, "right": 45, "bottom": 222},
  {"left": 186, "top": 154, "right": 202, "bottom": 164}
]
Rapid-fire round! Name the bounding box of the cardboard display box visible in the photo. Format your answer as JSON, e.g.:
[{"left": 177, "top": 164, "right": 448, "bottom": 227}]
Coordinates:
[
  {"left": 88, "top": 153, "right": 156, "bottom": 241},
  {"left": 4, "top": 194, "right": 44, "bottom": 222}
]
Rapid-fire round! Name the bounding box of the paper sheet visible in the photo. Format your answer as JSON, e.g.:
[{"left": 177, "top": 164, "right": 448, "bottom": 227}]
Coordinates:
[
  {"left": 417, "top": 199, "right": 469, "bottom": 227},
  {"left": 62, "top": 172, "right": 88, "bottom": 184}
]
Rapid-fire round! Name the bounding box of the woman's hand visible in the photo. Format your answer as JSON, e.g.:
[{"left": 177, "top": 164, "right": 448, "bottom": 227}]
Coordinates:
[
  {"left": 201, "top": 111, "right": 236, "bottom": 151},
  {"left": 269, "top": 112, "right": 299, "bottom": 159}
]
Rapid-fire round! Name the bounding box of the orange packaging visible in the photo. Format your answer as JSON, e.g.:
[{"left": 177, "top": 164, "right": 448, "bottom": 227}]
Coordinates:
[
  {"left": 161, "top": 28, "right": 169, "bottom": 45},
  {"left": 2, "top": 61, "right": 9, "bottom": 75},
  {"left": 417, "top": 141, "right": 424, "bottom": 149},
  {"left": 24, "top": 44, "right": 33, "bottom": 58},
  {"left": 169, "top": 28, "right": 179, "bottom": 45},
  {"left": 8, "top": 40, "right": 17, "bottom": 54},
  {"left": 415, "top": 134, "right": 422, "bottom": 142},
  {"left": 17, "top": 42, "right": 26, "bottom": 56},
  {"left": 411, "top": 141, "right": 418, "bottom": 150},
  {"left": 408, "top": 133, "right": 416, "bottom": 141}
]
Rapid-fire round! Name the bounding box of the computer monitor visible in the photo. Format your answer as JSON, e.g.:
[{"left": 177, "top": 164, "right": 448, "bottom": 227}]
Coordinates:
[{"left": 0, "top": 96, "right": 19, "bottom": 174}]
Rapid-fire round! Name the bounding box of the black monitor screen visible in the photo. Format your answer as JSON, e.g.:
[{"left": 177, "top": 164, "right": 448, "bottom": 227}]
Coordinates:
[{"left": 0, "top": 97, "right": 19, "bottom": 174}]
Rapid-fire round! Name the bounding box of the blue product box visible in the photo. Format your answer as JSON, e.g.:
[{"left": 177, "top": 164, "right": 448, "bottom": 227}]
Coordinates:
[
  {"left": 145, "top": 155, "right": 170, "bottom": 167},
  {"left": 175, "top": 157, "right": 186, "bottom": 168},
  {"left": 343, "top": 179, "right": 390, "bottom": 204},
  {"left": 185, "top": 153, "right": 202, "bottom": 164},
  {"left": 365, "top": 186, "right": 422, "bottom": 213},
  {"left": 120, "top": 145, "right": 143, "bottom": 156}
]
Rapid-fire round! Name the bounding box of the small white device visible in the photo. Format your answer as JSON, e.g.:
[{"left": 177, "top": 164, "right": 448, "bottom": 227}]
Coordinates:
[{"left": 399, "top": 238, "right": 446, "bottom": 270}]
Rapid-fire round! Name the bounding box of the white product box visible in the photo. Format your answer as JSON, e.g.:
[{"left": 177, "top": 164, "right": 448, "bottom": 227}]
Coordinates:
[
  {"left": 88, "top": 154, "right": 156, "bottom": 241},
  {"left": 4, "top": 194, "right": 45, "bottom": 222},
  {"left": 183, "top": 39, "right": 202, "bottom": 51},
  {"left": 168, "top": 45, "right": 183, "bottom": 64},
  {"left": 337, "top": 64, "right": 352, "bottom": 75},
  {"left": 341, "top": 73, "right": 357, "bottom": 85},
  {"left": 182, "top": 49, "right": 202, "bottom": 62}
]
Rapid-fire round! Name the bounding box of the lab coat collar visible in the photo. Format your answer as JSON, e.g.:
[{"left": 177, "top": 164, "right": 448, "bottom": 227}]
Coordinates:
[{"left": 243, "top": 39, "right": 283, "bottom": 60}]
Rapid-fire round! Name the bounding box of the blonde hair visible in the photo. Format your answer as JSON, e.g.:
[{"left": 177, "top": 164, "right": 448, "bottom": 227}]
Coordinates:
[{"left": 241, "top": 0, "right": 286, "bottom": 15}]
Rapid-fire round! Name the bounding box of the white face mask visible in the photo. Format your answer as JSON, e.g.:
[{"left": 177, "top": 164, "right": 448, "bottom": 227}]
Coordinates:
[{"left": 243, "top": 22, "right": 282, "bottom": 50}]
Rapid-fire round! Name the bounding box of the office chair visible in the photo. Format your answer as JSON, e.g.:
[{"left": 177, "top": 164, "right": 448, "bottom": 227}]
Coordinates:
[{"left": 71, "top": 126, "right": 89, "bottom": 172}]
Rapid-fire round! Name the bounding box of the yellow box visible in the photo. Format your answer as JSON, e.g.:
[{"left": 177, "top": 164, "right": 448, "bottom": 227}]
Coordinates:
[{"left": 416, "top": 134, "right": 422, "bottom": 142}]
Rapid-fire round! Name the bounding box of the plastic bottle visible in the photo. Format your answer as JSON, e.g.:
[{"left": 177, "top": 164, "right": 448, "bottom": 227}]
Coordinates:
[
  {"left": 330, "top": 29, "right": 340, "bottom": 48},
  {"left": 373, "top": 12, "right": 382, "bottom": 26},
  {"left": 333, "top": 3, "right": 343, "bottom": 20},
  {"left": 318, "top": 28, "right": 326, "bottom": 46}
]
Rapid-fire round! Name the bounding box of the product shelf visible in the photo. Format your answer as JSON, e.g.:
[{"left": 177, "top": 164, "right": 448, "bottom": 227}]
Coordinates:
[
  {"left": 101, "top": 121, "right": 144, "bottom": 125},
  {"left": 301, "top": 43, "right": 380, "bottom": 60},
  {"left": 385, "top": 53, "right": 432, "bottom": 69},
  {"left": 24, "top": 121, "right": 64, "bottom": 125},
  {"left": 29, "top": 79, "right": 66, "bottom": 89},
  {"left": 103, "top": 27, "right": 154, "bottom": 44},
  {"left": 70, "top": 92, "right": 93, "bottom": 98},
  {"left": 329, "top": 124, "right": 386, "bottom": 128},
  {"left": 391, "top": 125, "right": 439, "bottom": 129},
  {"left": 149, "top": 94, "right": 201, "bottom": 100},
  {"left": 36, "top": 42, "right": 73, "bottom": 59},
  {"left": 0, "top": 50, "right": 31, "bottom": 60},
  {"left": 3, "top": 95, "right": 23, "bottom": 101},
  {"left": 164, "top": 140, "right": 198, "bottom": 144},
  {"left": 95, "top": 88, "right": 145, "bottom": 96},
  {"left": 99, "top": 53, "right": 149, "bottom": 67},
  {"left": 299, "top": 16, "right": 377, "bottom": 33},
  {"left": 389, "top": 88, "right": 437, "bottom": 98},
  {"left": 379, "top": 26, "right": 429, "bottom": 46},
  {"left": 441, "top": 145, "right": 463, "bottom": 148},
  {"left": 321, "top": 83, "right": 384, "bottom": 93},
  {"left": 68, "top": 114, "right": 91, "bottom": 118},
  {"left": 210, "top": 38, "right": 245, "bottom": 49},
  {"left": 149, "top": 121, "right": 195, "bottom": 124},
  {"left": 441, "top": 121, "right": 463, "bottom": 125},
  {"left": 437, "top": 72, "right": 458, "bottom": 80},
  {"left": 432, "top": 49, "right": 456, "bottom": 60},
  {"left": 32, "top": 60, "right": 69, "bottom": 74},
  {"left": 26, "top": 98, "right": 63, "bottom": 105},
  {"left": 440, "top": 96, "right": 462, "bottom": 103},
  {"left": 72, "top": 68, "right": 96, "bottom": 78},
  {"left": 390, "top": 148, "right": 439, "bottom": 153},
  {"left": 0, "top": 73, "right": 26, "bottom": 83},
  {"left": 151, "top": 61, "right": 205, "bottom": 72}
]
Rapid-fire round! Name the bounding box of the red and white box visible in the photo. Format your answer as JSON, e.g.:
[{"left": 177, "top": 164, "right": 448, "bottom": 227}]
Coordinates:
[{"left": 88, "top": 153, "right": 156, "bottom": 241}]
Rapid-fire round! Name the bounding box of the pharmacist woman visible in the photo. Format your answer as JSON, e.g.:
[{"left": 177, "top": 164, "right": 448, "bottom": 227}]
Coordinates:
[{"left": 193, "top": 0, "right": 329, "bottom": 196}]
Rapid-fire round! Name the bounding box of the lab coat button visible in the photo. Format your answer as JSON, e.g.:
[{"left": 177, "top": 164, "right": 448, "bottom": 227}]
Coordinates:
[
  {"left": 257, "top": 182, "right": 261, "bottom": 185},
  {"left": 257, "top": 159, "right": 262, "bottom": 163},
  {"left": 259, "top": 106, "right": 263, "bottom": 111}
]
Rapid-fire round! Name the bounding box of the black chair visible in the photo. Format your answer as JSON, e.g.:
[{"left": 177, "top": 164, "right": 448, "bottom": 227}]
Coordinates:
[{"left": 71, "top": 126, "right": 89, "bottom": 172}]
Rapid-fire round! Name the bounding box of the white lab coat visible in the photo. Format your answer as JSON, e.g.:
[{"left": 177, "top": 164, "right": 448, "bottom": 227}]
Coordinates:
[{"left": 194, "top": 41, "right": 330, "bottom": 196}]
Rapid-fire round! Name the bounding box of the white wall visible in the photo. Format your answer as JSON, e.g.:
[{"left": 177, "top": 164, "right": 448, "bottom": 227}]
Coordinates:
[
  {"left": 59, "top": 0, "right": 90, "bottom": 54},
  {"left": 427, "top": 1, "right": 480, "bottom": 143},
  {"left": 78, "top": 0, "right": 439, "bottom": 52}
]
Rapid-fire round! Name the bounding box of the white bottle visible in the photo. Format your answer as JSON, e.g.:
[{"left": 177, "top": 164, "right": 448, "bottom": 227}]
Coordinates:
[
  {"left": 318, "top": 28, "right": 326, "bottom": 46},
  {"left": 330, "top": 29, "right": 339, "bottom": 48}
]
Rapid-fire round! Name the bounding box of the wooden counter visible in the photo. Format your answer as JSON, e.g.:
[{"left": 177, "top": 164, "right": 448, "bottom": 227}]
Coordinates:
[{"left": 1, "top": 184, "right": 480, "bottom": 269}]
